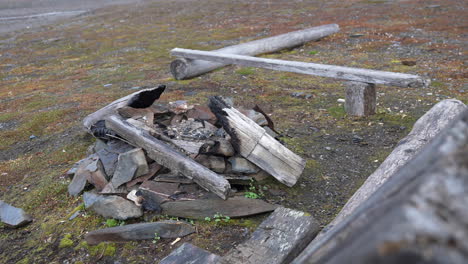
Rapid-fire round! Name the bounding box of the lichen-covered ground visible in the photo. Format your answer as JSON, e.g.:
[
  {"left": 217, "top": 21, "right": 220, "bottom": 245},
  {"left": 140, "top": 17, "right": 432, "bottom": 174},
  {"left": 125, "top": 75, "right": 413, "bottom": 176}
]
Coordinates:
[{"left": 0, "top": 0, "right": 466, "bottom": 263}]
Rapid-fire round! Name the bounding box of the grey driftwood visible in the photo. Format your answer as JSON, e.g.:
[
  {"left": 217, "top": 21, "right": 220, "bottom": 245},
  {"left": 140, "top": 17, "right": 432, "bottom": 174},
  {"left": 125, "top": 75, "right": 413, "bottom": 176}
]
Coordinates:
[
  {"left": 170, "top": 24, "right": 339, "bottom": 80},
  {"left": 171, "top": 48, "right": 429, "bottom": 88},
  {"left": 293, "top": 108, "right": 468, "bottom": 263},
  {"left": 105, "top": 115, "right": 231, "bottom": 199}
]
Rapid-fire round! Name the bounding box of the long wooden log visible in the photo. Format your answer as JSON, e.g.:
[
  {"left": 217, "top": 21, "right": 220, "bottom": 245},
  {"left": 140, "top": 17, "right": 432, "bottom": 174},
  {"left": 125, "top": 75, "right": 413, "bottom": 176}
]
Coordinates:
[
  {"left": 170, "top": 24, "right": 339, "bottom": 80},
  {"left": 293, "top": 108, "right": 468, "bottom": 263},
  {"left": 105, "top": 115, "right": 231, "bottom": 199},
  {"left": 171, "top": 48, "right": 429, "bottom": 88},
  {"left": 209, "top": 96, "right": 306, "bottom": 187},
  {"left": 321, "top": 99, "right": 466, "bottom": 234}
]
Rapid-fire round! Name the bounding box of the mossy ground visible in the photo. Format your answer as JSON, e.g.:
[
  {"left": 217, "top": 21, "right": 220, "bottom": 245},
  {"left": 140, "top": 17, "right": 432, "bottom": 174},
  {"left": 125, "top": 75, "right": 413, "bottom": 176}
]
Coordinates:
[{"left": 1, "top": 0, "right": 467, "bottom": 263}]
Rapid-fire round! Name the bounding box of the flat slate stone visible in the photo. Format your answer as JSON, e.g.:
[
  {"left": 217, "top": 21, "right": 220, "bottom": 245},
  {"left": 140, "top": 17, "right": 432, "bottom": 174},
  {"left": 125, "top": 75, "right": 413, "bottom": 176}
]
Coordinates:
[
  {"left": 96, "top": 139, "right": 134, "bottom": 177},
  {"left": 161, "top": 196, "right": 278, "bottom": 219},
  {"left": 220, "top": 207, "right": 320, "bottom": 264},
  {"left": 0, "top": 201, "right": 32, "bottom": 227},
  {"left": 68, "top": 156, "right": 95, "bottom": 196},
  {"left": 85, "top": 220, "right": 195, "bottom": 245},
  {"left": 160, "top": 242, "right": 221, "bottom": 264},
  {"left": 228, "top": 157, "right": 260, "bottom": 174},
  {"left": 83, "top": 192, "right": 142, "bottom": 220},
  {"left": 110, "top": 148, "right": 149, "bottom": 188}
]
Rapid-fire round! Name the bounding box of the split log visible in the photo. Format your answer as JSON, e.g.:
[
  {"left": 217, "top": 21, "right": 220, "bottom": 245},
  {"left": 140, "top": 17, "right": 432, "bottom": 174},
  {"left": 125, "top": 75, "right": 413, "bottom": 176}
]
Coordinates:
[
  {"left": 105, "top": 115, "right": 231, "bottom": 199},
  {"left": 220, "top": 207, "right": 320, "bottom": 264},
  {"left": 293, "top": 108, "right": 468, "bottom": 263},
  {"left": 209, "top": 96, "right": 305, "bottom": 187},
  {"left": 323, "top": 99, "right": 466, "bottom": 233},
  {"left": 160, "top": 243, "right": 221, "bottom": 264},
  {"left": 170, "top": 24, "right": 339, "bottom": 80},
  {"left": 83, "top": 85, "right": 166, "bottom": 131},
  {"left": 171, "top": 49, "right": 429, "bottom": 88},
  {"left": 344, "top": 82, "right": 376, "bottom": 116},
  {"left": 84, "top": 221, "right": 195, "bottom": 245},
  {"left": 160, "top": 196, "right": 278, "bottom": 219}
]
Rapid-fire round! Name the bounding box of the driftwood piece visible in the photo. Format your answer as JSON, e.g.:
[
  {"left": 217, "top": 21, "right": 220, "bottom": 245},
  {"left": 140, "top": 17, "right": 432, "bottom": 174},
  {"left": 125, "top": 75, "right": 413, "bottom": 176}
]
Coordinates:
[
  {"left": 160, "top": 243, "right": 221, "bottom": 264},
  {"left": 160, "top": 196, "right": 278, "bottom": 219},
  {"left": 83, "top": 85, "right": 166, "bottom": 131},
  {"left": 171, "top": 49, "right": 429, "bottom": 88},
  {"left": 220, "top": 207, "right": 320, "bottom": 264},
  {"left": 105, "top": 115, "right": 231, "bottom": 199},
  {"left": 209, "top": 96, "right": 305, "bottom": 187},
  {"left": 344, "top": 82, "right": 376, "bottom": 116},
  {"left": 322, "top": 99, "right": 466, "bottom": 233},
  {"left": 293, "top": 109, "right": 468, "bottom": 264},
  {"left": 170, "top": 24, "right": 339, "bottom": 80},
  {"left": 84, "top": 221, "right": 195, "bottom": 245}
]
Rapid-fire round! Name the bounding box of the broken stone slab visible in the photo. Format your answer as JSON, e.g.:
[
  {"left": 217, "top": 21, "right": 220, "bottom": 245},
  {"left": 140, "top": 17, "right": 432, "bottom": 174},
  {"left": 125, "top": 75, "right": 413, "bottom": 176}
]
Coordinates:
[
  {"left": 199, "top": 140, "right": 235, "bottom": 157},
  {"left": 195, "top": 154, "right": 226, "bottom": 173},
  {"left": 161, "top": 196, "right": 278, "bottom": 219},
  {"left": 140, "top": 181, "right": 180, "bottom": 197},
  {"left": 228, "top": 157, "right": 260, "bottom": 174},
  {"left": 68, "top": 155, "right": 95, "bottom": 196},
  {"left": 100, "top": 183, "right": 128, "bottom": 194},
  {"left": 137, "top": 189, "right": 165, "bottom": 212},
  {"left": 138, "top": 181, "right": 180, "bottom": 212},
  {"left": 96, "top": 139, "right": 134, "bottom": 177},
  {"left": 84, "top": 220, "right": 195, "bottom": 245},
  {"left": 85, "top": 158, "right": 109, "bottom": 191},
  {"left": 66, "top": 158, "right": 87, "bottom": 179},
  {"left": 110, "top": 148, "right": 149, "bottom": 189},
  {"left": 220, "top": 207, "right": 320, "bottom": 264},
  {"left": 126, "top": 162, "right": 162, "bottom": 188},
  {"left": 160, "top": 242, "right": 221, "bottom": 264},
  {"left": 239, "top": 108, "right": 268, "bottom": 126},
  {"left": 154, "top": 173, "right": 194, "bottom": 184},
  {"left": 0, "top": 201, "right": 32, "bottom": 228},
  {"left": 186, "top": 105, "right": 218, "bottom": 124},
  {"left": 83, "top": 192, "right": 142, "bottom": 220}
]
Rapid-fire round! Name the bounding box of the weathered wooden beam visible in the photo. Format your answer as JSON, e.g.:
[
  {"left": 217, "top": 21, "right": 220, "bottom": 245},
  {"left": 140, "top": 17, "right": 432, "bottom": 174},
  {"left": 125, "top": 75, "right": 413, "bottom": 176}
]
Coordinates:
[
  {"left": 105, "top": 115, "right": 231, "bottom": 199},
  {"left": 209, "top": 96, "right": 306, "bottom": 187},
  {"left": 171, "top": 48, "right": 430, "bottom": 88},
  {"left": 345, "top": 82, "right": 376, "bottom": 116},
  {"left": 323, "top": 99, "right": 466, "bottom": 232},
  {"left": 170, "top": 24, "right": 339, "bottom": 80},
  {"left": 293, "top": 108, "right": 468, "bottom": 263},
  {"left": 83, "top": 85, "right": 166, "bottom": 131},
  {"left": 220, "top": 207, "right": 320, "bottom": 264}
]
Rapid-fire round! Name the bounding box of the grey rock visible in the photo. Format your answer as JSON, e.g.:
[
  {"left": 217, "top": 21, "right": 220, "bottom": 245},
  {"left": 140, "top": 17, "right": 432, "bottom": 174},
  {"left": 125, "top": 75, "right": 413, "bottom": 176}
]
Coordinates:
[
  {"left": 264, "top": 126, "right": 278, "bottom": 138},
  {"left": 228, "top": 157, "right": 260, "bottom": 174},
  {"left": 195, "top": 154, "right": 226, "bottom": 173},
  {"left": 85, "top": 221, "right": 195, "bottom": 245},
  {"left": 240, "top": 109, "right": 268, "bottom": 126},
  {"left": 68, "top": 156, "right": 96, "bottom": 196},
  {"left": 160, "top": 243, "right": 220, "bottom": 264},
  {"left": 68, "top": 211, "right": 81, "bottom": 221},
  {"left": 96, "top": 140, "right": 134, "bottom": 177},
  {"left": 0, "top": 201, "right": 32, "bottom": 227},
  {"left": 84, "top": 194, "right": 142, "bottom": 220},
  {"left": 110, "top": 148, "right": 148, "bottom": 188}
]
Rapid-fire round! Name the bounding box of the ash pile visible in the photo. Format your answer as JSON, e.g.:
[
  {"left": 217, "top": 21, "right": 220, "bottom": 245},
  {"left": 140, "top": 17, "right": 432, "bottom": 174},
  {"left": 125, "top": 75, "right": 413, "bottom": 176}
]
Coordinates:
[{"left": 66, "top": 85, "right": 305, "bottom": 243}]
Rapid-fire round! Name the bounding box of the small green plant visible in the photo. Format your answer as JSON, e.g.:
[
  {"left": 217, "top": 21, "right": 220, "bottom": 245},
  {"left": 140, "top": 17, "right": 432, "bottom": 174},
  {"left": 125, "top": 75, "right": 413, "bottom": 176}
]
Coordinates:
[
  {"left": 244, "top": 192, "right": 260, "bottom": 199},
  {"left": 213, "top": 213, "right": 231, "bottom": 224},
  {"left": 152, "top": 232, "right": 161, "bottom": 244},
  {"left": 308, "top": 50, "right": 319, "bottom": 55},
  {"left": 106, "top": 219, "right": 125, "bottom": 227},
  {"left": 244, "top": 179, "right": 263, "bottom": 199},
  {"left": 204, "top": 217, "right": 211, "bottom": 222}
]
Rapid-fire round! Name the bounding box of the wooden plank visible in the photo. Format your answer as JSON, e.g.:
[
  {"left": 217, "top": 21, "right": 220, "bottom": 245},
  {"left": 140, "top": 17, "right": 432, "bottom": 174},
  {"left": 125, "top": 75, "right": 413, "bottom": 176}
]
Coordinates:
[
  {"left": 170, "top": 24, "right": 339, "bottom": 80},
  {"left": 293, "top": 109, "right": 468, "bottom": 263},
  {"left": 209, "top": 96, "right": 306, "bottom": 187},
  {"left": 83, "top": 85, "right": 166, "bottom": 131},
  {"left": 105, "top": 115, "right": 231, "bottom": 199},
  {"left": 160, "top": 243, "right": 221, "bottom": 264},
  {"left": 171, "top": 48, "right": 429, "bottom": 88},
  {"left": 160, "top": 196, "right": 278, "bottom": 219},
  {"left": 220, "top": 207, "right": 320, "bottom": 264},
  {"left": 319, "top": 99, "right": 466, "bottom": 236},
  {"left": 344, "top": 81, "right": 376, "bottom": 116}
]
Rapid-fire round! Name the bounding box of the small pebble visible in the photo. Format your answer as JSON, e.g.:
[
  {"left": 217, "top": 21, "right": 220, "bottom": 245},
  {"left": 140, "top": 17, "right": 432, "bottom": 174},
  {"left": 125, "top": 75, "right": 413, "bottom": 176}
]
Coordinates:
[
  {"left": 337, "top": 98, "right": 345, "bottom": 103},
  {"left": 29, "top": 135, "right": 37, "bottom": 140},
  {"left": 325, "top": 146, "right": 331, "bottom": 151},
  {"left": 103, "top": 83, "right": 112, "bottom": 87}
]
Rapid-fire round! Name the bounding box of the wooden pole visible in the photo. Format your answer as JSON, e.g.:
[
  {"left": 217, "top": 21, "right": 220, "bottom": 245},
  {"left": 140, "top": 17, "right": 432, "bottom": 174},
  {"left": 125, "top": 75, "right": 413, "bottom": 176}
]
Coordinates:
[
  {"left": 170, "top": 24, "right": 340, "bottom": 80},
  {"left": 105, "top": 115, "right": 231, "bottom": 199},
  {"left": 171, "top": 48, "right": 429, "bottom": 88},
  {"left": 344, "top": 82, "right": 376, "bottom": 116}
]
